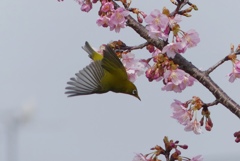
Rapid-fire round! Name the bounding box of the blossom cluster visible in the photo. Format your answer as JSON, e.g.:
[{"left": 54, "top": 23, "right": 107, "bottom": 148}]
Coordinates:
[
  {"left": 145, "top": 48, "right": 195, "bottom": 93},
  {"left": 132, "top": 136, "right": 203, "bottom": 161},
  {"left": 58, "top": 0, "right": 130, "bottom": 32},
  {"left": 121, "top": 52, "right": 150, "bottom": 82},
  {"left": 96, "top": 1, "right": 129, "bottom": 33},
  {"left": 145, "top": 9, "right": 200, "bottom": 58},
  {"left": 133, "top": 153, "right": 203, "bottom": 161},
  {"left": 73, "top": 0, "right": 102, "bottom": 12},
  {"left": 171, "top": 97, "right": 213, "bottom": 134}
]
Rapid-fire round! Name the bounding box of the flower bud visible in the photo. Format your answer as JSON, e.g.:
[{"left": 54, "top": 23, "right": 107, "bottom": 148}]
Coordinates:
[
  {"left": 191, "top": 4, "right": 198, "bottom": 10},
  {"left": 235, "top": 137, "right": 240, "bottom": 143},
  {"left": 137, "top": 15, "right": 143, "bottom": 23},
  {"left": 146, "top": 44, "right": 155, "bottom": 53},
  {"left": 179, "top": 144, "right": 188, "bottom": 149},
  {"left": 139, "top": 11, "right": 147, "bottom": 18},
  {"left": 234, "top": 131, "right": 240, "bottom": 137}
]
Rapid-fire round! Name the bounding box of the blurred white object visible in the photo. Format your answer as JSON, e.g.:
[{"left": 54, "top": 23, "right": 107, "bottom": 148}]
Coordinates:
[
  {"left": 18, "top": 101, "right": 35, "bottom": 123},
  {"left": 0, "top": 100, "right": 36, "bottom": 161}
]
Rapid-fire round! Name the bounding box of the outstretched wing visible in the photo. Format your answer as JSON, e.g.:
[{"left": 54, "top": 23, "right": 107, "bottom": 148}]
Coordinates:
[
  {"left": 101, "top": 45, "right": 128, "bottom": 79},
  {"left": 65, "top": 60, "right": 104, "bottom": 97}
]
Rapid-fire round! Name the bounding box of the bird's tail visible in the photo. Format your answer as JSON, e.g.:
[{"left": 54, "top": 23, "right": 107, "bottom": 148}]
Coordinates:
[{"left": 82, "top": 41, "right": 103, "bottom": 61}]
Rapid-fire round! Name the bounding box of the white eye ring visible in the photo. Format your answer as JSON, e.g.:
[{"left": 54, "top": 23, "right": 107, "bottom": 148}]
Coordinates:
[{"left": 132, "top": 89, "right": 137, "bottom": 95}]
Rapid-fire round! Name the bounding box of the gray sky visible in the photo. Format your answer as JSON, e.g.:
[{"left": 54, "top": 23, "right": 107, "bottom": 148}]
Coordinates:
[{"left": 1, "top": 0, "right": 240, "bottom": 161}]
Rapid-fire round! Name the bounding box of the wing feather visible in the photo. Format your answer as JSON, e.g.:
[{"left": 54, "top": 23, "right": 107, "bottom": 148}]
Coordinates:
[
  {"left": 101, "top": 45, "right": 128, "bottom": 78},
  {"left": 65, "top": 60, "right": 104, "bottom": 97}
]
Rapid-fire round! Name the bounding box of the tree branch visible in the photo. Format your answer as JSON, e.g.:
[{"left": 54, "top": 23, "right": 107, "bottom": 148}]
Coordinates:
[{"left": 113, "top": 2, "right": 240, "bottom": 118}]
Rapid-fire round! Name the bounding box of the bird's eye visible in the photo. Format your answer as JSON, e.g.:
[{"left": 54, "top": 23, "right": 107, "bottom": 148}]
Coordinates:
[{"left": 132, "top": 89, "right": 137, "bottom": 95}]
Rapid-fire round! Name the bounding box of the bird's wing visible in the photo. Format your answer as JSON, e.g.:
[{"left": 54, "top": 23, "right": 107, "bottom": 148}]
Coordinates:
[
  {"left": 101, "top": 45, "right": 128, "bottom": 78},
  {"left": 65, "top": 60, "right": 104, "bottom": 97}
]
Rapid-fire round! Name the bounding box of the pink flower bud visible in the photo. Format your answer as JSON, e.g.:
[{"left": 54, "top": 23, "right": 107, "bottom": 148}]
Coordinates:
[
  {"left": 137, "top": 15, "right": 143, "bottom": 23},
  {"left": 179, "top": 144, "right": 188, "bottom": 149},
  {"left": 235, "top": 137, "right": 240, "bottom": 143}
]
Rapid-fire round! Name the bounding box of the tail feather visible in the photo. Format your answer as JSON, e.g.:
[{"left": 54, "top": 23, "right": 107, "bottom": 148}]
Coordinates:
[
  {"left": 82, "top": 41, "right": 97, "bottom": 60},
  {"left": 82, "top": 41, "right": 103, "bottom": 61}
]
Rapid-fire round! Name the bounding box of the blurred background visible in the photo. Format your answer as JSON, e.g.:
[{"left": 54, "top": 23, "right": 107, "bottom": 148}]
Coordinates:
[{"left": 1, "top": 0, "right": 240, "bottom": 161}]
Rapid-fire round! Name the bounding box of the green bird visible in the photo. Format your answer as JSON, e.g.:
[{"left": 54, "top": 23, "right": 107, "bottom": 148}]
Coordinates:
[{"left": 65, "top": 41, "right": 141, "bottom": 100}]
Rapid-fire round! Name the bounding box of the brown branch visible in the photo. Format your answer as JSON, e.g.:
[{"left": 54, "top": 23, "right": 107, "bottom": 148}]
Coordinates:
[
  {"left": 202, "top": 99, "right": 220, "bottom": 108},
  {"left": 113, "top": 2, "right": 240, "bottom": 118}
]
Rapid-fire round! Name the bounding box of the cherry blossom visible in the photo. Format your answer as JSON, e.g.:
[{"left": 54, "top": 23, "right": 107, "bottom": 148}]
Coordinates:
[
  {"left": 122, "top": 53, "right": 149, "bottom": 82},
  {"left": 96, "top": 15, "right": 110, "bottom": 27},
  {"left": 171, "top": 99, "right": 192, "bottom": 125},
  {"left": 145, "top": 9, "right": 169, "bottom": 30},
  {"left": 132, "top": 153, "right": 149, "bottom": 161},
  {"left": 229, "top": 60, "right": 240, "bottom": 82},
  {"left": 182, "top": 29, "right": 200, "bottom": 48},
  {"left": 184, "top": 119, "right": 202, "bottom": 135},
  {"left": 109, "top": 7, "right": 129, "bottom": 32},
  {"left": 101, "top": 1, "right": 114, "bottom": 12},
  {"left": 190, "top": 155, "right": 204, "bottom": 161},
  {"left": 162, "top": 42, "right": 187, "bottom": 58}
]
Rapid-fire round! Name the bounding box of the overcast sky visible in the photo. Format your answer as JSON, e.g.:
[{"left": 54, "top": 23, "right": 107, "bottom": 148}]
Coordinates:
[{"left": 1, "top": 1, "right": 240, "bottom": 161}]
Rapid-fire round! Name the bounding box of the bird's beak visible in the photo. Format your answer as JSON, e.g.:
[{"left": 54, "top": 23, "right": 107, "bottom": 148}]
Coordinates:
[{"left": 136, "top": 95, "right": 141, "bottom": 101}]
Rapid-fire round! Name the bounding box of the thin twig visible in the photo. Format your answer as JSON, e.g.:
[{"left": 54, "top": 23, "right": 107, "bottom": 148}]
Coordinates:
[
  {"left": 202, "top": 99, "right": 220, "bottom": 108},
  {"left": 205, "top": 56, "right": 229, "bottom": 74},
  {"left": 170, "top": 0, "right": 189, "bottom": 16},
  {"left": 117, "top": 42, "right": 149, "bottom": 51},
  {"left": 205, "top": 51, "right": 240, "bottom": 74}
]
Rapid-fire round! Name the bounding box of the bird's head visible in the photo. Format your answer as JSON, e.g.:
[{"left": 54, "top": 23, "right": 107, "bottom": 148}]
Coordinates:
[{"left": 125, "top": 82, "right": 141, "bottom": 101}]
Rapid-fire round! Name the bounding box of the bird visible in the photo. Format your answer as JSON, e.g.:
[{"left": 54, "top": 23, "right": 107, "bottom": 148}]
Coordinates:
[{"left": 65, "top": 41, "right": 141, "bottom": 100}]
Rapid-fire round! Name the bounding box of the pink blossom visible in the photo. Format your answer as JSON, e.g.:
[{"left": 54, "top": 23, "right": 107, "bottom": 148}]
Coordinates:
[
  {"left": 101, "top": 2, "right": 114, "bottom": 12},
  {"left": 145, "top": 65, "right": 163, "bottom": 82},
  {"left": 81, "top": 3, "right": 92, "bottom": 12},
  {"left": 162, "top": 82, "right": 183, "bottom": 92},
  {"left": 171, "top": 100, "right": 191, "bottom": 125},
  {"left": 146, "top": 25, "right": 169, "bottom": 41},
  {"left": 132, "top": 153, "right": 149, "bottom": 161},
  {"left": 184, "top": 119, "right": 202, "bottom": 135},
  {"left": 235, "top": 60, "right": 240, "bottom": 72},
  {"left": 164, "top": 69, "right": 185, "bottom": 85},
  {"left": 190, "top": 155, "right": 203, "bottom": 161},
  {"left": 162, "top": 69, "right": 195, "bottom": 92},
  {"left": 145, "top": 9, "right": 169, "bottom": 30},
  {"left": 162, "top": 69, "right": 185, "bottom": 92},
  {"left": 109, "top": 7, "right": 129, "bottom": 32},
  {"left": 169, "top": 14, "right": 182, "bottom": 29},
  {"left": 75, "top": 0, "right": 93, "bottom": 12},
  {"left": 122, "top": 53, "right": 149, "bottom": 82},
  {"left": 182, "top": 29, "right": 200, "bottom": 48},
  {"left": 152, "top": 48, "right": 162, "bottom": 62},
  {"left": 178, "top": 73, "right": 195, "bottom": 90},
  {"left": 145, "top": 9, "right": 169, "bottom": 40},
  {"left": 229, "top": 60, "right": 240, "bottom": 82},
  {"left": 162, "top": 42, "right": 186, "bottom": 58},
  {"left": 96, "top": 15, "right": 110, "bottom": 27}
]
